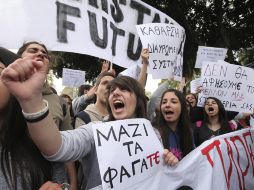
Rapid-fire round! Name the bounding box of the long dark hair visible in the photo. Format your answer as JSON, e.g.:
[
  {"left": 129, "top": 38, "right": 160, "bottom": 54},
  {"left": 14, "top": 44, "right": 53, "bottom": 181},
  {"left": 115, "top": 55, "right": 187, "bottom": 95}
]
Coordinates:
[
  {"left": 0, "top": 96, "right": 52, "bottom": 189},
  {"left": 106, "top": 76, "right": 147, "bottom": 121},
  {"left": 185, "top": 92, "right": 198, "bottom": 107},
  {"left": 203, "top": 97, "right": 231, "bottom": 133},
  {"left": 156, "top": 89, "right": 193, "bottom": 157}
]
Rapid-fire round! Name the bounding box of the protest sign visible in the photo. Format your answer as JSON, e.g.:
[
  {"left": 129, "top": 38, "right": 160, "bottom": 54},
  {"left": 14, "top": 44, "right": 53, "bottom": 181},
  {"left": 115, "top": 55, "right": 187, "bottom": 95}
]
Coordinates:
[
  {"left": 93, "top": 119, "right": 254, "bottom": 190},
  {"left": 136, "top": 23, "right": 185, "bottom": 79},
  {"left": 197, "top": 61, "right": 254, "bottom": 113},
  {"left": 190, "top": 78, "right": 201, "bottom": 93},
  {"left": 92, "top": 118, "right": 164, "bottom": 190},
  {"left": 0, "top": 0, "right": 178, "bottom": 69},
  {"left": 195, "top": 46, "right": 228, "bottom": 68},
  {"left": 62, "top": 68, "right": 85, "bottom": 87}
]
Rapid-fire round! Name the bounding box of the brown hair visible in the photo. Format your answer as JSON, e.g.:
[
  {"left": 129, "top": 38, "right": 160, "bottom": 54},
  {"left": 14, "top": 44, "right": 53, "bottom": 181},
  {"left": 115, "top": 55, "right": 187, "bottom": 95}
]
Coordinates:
[
  {"left": 17, "top": 41, "right": 48, "bottom": 57},
  {"left": 203, "top": 97, "right": 231, "bottom": 133},
  {"left": 156, "top": 89, "right": 193, "bottom": 157},
  {"left": 95, "top": 71, "right": 115, "bottom": 87},
  {"left": 106, "top": 76, "right": 147, "bottom": 121}
]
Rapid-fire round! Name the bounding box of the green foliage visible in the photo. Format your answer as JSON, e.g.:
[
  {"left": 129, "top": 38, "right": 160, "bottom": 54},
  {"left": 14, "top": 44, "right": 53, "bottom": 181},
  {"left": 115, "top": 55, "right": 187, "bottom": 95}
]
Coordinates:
[{"left": 237, "top": 48, "right": 254, "bottom": 65}]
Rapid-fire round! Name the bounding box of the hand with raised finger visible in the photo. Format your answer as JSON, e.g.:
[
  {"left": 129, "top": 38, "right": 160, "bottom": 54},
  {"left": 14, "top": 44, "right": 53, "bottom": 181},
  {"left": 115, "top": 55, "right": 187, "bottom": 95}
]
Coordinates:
[
  {"left": 163, "top": 149, "right": 179, "bottom": 167},
  {"left": 141, "top": 48, "right": 149, "bottom": 65},
  {"left": 1, "top": 55, "right": 48, "bottom": 103}
]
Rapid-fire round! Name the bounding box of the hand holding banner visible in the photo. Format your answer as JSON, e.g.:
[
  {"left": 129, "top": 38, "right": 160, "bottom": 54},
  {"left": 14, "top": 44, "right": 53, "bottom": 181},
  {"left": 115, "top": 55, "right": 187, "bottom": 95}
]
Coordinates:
[
  {"left": 92, "top": 119, "right": 164, "bottom": 190},
  {"left": 93, "top": 119, "right": 254, "bottom": 190}
]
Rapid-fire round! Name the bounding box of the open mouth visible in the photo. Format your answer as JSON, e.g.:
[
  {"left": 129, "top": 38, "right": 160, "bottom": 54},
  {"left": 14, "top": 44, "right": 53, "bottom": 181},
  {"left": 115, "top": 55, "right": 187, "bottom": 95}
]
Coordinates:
[
  {"left": 208, "top": 107, "right": 214, "bottom": 112},
  {"left": 113, "top": 100, "right": 125, "bottom": 110},
  {"left": 165, "top": 110, "right": 174, "bottom": 115}
]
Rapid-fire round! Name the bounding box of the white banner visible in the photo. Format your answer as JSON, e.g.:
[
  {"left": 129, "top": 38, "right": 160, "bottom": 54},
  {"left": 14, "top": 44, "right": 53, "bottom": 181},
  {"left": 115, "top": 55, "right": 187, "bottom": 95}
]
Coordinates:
[
  {"left": 0, "top": 0, "right": 178, "bottom": 69},
  {"left": 197, "top": 61, "right": 254, "bottom": 113},
  {"left": 195, "top": 46, "right": 228, "bottom": 68},
  {"left": 136, "top": 23, "right": 185, "bottom": 79},
  {"left": 62, "top": 68, "right": 85, "bottom": 87},
  {"left": 93, "top": 119, "right": 254, "bottom": 190}
]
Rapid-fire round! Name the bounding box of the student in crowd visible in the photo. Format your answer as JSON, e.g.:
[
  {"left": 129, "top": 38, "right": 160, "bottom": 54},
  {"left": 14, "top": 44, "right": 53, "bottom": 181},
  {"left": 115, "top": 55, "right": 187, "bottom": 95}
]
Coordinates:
[
  {"left": 80, "top": 84, "right": 92, "bottom": 96},
  {"left": 185, "top": 93, "right": 198, "bottom": 108},
  {"left": 16, "top": 41, "right": 77, "bottom": 190},
  {"left": 185, "top": 92, "right": 204, "bottom": 123},
  {"left": 74, "top": 71, "right": 115, "bottom": 128},
  {"left": 1, "top": 54, "right": 177, "bottom": 189},
  {"left": 74, "top": 71, "right": 115, "bottom": 190},
  {"left": 0, "top": 47, "right": 53, "bottom": 189},
  {"left": 194, "top": 97, "right": 236, "bottom": 147},
  {"left": 60, "top": 93, "right": 75, "bottom": 128},
  {"left": 72, "top": 59, "right": 114, "bottom": 116},
  {"left": 155, "top": 89, "right": 194, "bottom": 162},
  {"left": 138, "top": 48, "right": 177, "bottom": 122},
  {"left": 72, "top": 84, "right": 96, "bottom": 116},
  {"left": 187, "top": 86, "right": 239, "bottom": 123}
]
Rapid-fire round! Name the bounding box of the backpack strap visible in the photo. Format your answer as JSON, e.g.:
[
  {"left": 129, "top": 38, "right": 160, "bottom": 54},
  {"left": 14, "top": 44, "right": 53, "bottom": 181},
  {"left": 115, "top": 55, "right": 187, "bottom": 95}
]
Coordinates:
[{"left": 75, "top": 111, "right": 91, "bottom": 124}]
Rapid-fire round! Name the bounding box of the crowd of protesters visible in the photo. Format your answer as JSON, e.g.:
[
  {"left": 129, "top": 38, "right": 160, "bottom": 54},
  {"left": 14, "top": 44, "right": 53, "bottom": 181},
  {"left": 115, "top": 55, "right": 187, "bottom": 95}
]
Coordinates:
[{"left": 0, "top": 41, "right": 253, "bottom": 190}]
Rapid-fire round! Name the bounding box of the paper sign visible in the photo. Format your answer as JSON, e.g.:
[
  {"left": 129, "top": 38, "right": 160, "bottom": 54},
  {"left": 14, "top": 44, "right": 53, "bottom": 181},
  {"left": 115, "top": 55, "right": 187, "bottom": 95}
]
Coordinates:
[
  {"left": 136, "top": 23, "right": 185, "bottom": 79},
  {"left": 62, "top": 68, "right": 85, "bottom": 87},
  {"left": 190, "top": 78, "right": 201, "bottom": 93},
  {"left": 198, "top": 61, "right": 254, "bottom": 113},
  {"left": 92, "top": 118, "right": 164, "bottom": 190},
  {"left": 195, "top": 46, "right": 227, "bottom": 68}
]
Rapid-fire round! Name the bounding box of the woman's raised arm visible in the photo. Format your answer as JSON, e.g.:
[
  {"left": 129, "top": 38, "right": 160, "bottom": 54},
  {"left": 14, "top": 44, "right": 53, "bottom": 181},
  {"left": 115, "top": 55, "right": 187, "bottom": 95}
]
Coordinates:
[{"left": 1, "top": 55, "right": 61, "bottom": 156}]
